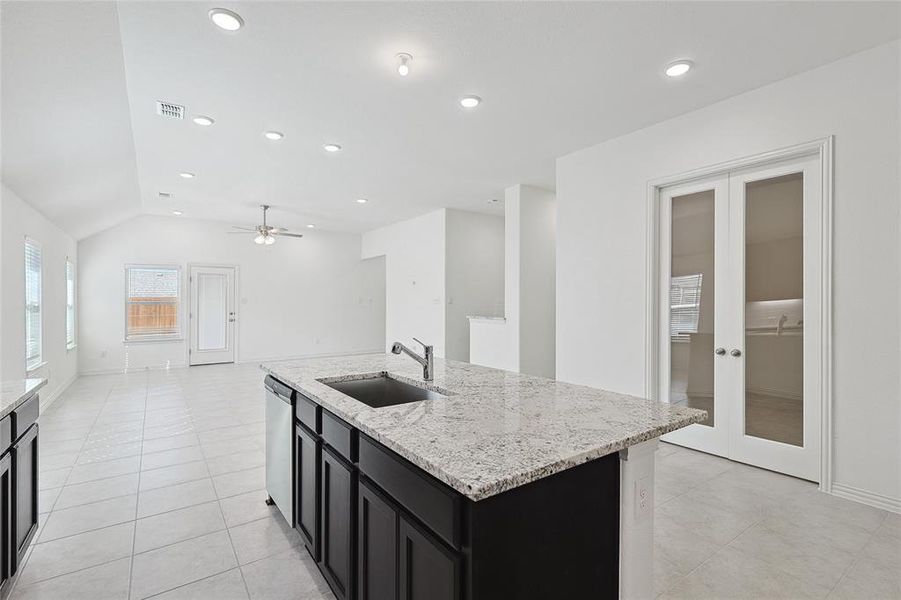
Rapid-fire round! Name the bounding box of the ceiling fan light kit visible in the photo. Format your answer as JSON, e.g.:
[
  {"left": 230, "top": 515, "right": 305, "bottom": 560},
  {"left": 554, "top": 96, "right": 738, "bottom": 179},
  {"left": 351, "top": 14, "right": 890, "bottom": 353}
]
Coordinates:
[{"left": 230, "top": 204, "right": 304, "bottom": 245}]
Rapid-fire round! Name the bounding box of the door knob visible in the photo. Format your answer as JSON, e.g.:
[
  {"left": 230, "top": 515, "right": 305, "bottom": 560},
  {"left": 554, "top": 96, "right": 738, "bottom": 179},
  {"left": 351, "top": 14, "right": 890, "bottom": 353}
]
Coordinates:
[
  {"left": 714, "top": 347, "right": 726, "bottom": 356},
  {"left": 730, "top": 349, "right": 742, "bottom": 357}
]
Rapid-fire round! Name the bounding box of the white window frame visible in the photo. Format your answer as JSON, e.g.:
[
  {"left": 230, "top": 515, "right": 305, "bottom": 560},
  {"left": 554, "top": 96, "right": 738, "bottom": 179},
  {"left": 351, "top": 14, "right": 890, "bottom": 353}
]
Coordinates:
[
  {"left": 124, "top": 264, "right": 183, "bottom": 342},
  {"left": 25, "top": 237, "right": 43, "bottom": 371},
  {"left": 66, "top": 258, "right": 77, "bottom": 350}
]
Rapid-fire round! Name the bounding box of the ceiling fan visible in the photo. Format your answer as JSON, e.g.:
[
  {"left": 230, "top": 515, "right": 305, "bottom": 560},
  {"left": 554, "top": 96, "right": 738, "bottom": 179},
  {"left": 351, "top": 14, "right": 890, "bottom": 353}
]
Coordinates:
[{"left": 229, "top": 204, "right": 303, "bottom": 245}]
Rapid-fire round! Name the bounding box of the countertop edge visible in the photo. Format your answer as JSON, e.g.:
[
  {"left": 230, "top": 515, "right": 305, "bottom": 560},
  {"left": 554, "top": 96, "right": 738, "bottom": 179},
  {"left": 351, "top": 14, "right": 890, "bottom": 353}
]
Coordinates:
[
  {"left": 260, "top": 362, "right": 705, "bottom": 501},
  {"left": 0, "top": 378, "right": 47, "bottom": 420}
]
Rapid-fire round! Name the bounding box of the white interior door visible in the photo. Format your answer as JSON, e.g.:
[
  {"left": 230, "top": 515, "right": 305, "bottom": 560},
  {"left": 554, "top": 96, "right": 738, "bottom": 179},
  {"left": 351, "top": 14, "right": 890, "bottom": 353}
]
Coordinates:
[
  {"left": 727, "top": 156, "right": 821, "bottom": 481},
  {"left": 658, "top": 176, "right": 730, "bottom": 457},
  {"left": 189, "top": 265, "right": 236, "bottom": 365},
  {"left": 659, "top": 154, "right": 822, "bottom": 482}
]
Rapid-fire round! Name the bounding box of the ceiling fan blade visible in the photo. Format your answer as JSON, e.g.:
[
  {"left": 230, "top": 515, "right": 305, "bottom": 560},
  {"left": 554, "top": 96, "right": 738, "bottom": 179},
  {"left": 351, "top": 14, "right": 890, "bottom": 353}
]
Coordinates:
[
  {"left": 276, "top": 232, "right": 304, "bottom": 238},
  {"left": 269, "top": 227, "right": 286, "bottom": 234},
  {"left": 227, "top": 231, "right": 255, "bottom": 235},
  {"left": 231, "top": 225, "right": 258, "bottom": 231}
]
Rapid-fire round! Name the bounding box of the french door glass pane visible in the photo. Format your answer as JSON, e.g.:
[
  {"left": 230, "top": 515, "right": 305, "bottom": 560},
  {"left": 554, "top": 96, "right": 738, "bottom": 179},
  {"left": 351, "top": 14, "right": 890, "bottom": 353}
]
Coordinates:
[
  {"left": 198, "top": 273, "right": 228, "bottom": 351},
  {"left": 670, "top": 190, "right": 715, "bottom": 426},
  {"left": 744, "top": 173, "right": 803, "bottom": 446}
]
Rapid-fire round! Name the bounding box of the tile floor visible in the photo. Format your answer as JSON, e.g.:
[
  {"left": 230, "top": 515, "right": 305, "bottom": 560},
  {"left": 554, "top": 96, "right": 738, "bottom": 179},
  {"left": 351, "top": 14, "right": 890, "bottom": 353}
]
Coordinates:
[{"left": 9, "top": 363, "right": 900, "bottom": 599}]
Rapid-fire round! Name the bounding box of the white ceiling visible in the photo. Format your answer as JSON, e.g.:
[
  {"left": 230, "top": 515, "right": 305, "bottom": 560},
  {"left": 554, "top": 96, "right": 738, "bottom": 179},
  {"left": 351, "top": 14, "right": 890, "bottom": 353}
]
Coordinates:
[{"left": 3, "top": 1, "right": 899, "bottom": 239}]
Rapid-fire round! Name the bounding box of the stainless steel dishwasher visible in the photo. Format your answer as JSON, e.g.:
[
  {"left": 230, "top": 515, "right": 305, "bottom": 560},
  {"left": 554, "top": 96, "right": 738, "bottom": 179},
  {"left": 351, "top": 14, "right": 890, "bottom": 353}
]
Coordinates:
[{"left": 264, "top": 375, "right": 294, "bottom": 525}]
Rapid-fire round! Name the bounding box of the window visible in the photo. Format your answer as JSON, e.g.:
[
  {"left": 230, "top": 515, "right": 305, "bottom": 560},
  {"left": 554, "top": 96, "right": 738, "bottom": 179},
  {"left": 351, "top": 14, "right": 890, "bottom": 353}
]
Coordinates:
[
  {"left": 125, "top": 266, "right": 181, "bottom": 340},
  {"left": 66, "top": 259, "right": 76, "bottom": 349},
  {"left": 670, "top": 273, "right": 703, "bottom": 341},
  {"left": 25, "top": 239, "right": 42, "bottom": 369}
]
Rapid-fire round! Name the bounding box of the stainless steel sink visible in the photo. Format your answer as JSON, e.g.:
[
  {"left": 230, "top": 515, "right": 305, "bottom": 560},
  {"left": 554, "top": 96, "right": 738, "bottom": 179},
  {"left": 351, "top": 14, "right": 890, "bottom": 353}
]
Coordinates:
[{"left": 320, "top": 374, "right": 447, "bottom": 408}]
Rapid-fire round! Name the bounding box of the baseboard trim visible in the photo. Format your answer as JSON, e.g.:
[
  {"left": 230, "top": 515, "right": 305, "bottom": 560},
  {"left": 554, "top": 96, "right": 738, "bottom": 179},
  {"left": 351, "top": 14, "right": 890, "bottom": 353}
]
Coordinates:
[
  {"left": 238, "top": 348, "right": 384, "bottom": 366},
  {"left": 78, "top": 348, "right": 386, "bottom": 377},
  {"left": 39, "top": 373, "right": 78, "bottom": 413},
  {"left": 831, "top": 483, "right": 901, "bottom": 515}
]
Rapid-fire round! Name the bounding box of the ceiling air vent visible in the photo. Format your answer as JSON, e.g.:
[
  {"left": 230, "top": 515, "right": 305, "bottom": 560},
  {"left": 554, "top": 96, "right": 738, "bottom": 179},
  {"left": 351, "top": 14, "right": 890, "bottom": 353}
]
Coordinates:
[
  {"left": 156, "top": 101, "right": 185, "bottom": 119},
  {"left": 158, "top": 192, "right": 172, "bottom": 199}
]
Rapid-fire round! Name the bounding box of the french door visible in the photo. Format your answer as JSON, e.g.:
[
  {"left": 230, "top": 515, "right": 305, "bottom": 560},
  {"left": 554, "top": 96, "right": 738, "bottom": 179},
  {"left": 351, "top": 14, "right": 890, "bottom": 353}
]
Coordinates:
[
  {"left": 659, "top": 155, "right": 822, "bottom": 481},
  {"left": 189, "top": 265, "right": 237, "bottom": 365}
]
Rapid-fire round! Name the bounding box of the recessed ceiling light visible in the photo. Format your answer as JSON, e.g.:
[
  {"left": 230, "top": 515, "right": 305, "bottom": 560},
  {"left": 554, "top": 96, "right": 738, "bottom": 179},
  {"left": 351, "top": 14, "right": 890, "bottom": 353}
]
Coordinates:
[
  {"left": 192, "top": 115, "right": 214, "bottom": 126},
  {"left": 172, "top": 210, "right": 183, "bottom": 216},
  {"left": 263, "top": 131, "right": 284, "bottom": 141},
  {"left": 209, "top": 8, "right": 244, "bottom": 31},
  {"left": 179, "top": 172, "right": 195, "bottom": 179},
  {"left": 356, "top": 198, "right": 368, "bottom": 204},
  {"left": 665, "top": 60, "right": 693, "bottom": 77},
  {"left": 396, "top": 53, "right": 413, "bottom": 77},
  {"left": 323, "top": 144, "right": 342, "bottom": 153},
  {"left": 307, "top": 224, "right": 316, "bottom": 229},
  {"left": 460, "top": 95, "right": 482, "bottom": 109}
]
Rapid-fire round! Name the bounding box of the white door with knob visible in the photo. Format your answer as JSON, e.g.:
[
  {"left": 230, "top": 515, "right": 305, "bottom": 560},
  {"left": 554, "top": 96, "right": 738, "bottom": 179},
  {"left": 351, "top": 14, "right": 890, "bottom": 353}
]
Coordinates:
[
  {"left": 189, "top": 265, "right": 237, "bottom": 366},
  {"left": 658, "top": 154, "right": 822, "bottom": 482}
]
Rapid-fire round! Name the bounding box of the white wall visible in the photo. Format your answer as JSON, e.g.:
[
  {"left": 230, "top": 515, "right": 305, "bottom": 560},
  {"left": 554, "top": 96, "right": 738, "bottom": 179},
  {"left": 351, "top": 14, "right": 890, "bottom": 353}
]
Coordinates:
[
  {"left": 470, "top": 185, "right": 556, "bottom": 377},
  {"left": 362, "top": 209, "right": 447, "bottom": 356},
  {"left": 361, "top": 208, "right": 504, "bottom": 362},
  {"left": 445, "top": 210, "right": 504, "bottom": 362},
  {"left": 1, "top": 184, "right": 78, "bottom": 402},
  {"left": 556, "top": 42, "right": 900, "bottom": 504},
  {"left": 78, "top": 214, "right": 385, "bottom": 373}
]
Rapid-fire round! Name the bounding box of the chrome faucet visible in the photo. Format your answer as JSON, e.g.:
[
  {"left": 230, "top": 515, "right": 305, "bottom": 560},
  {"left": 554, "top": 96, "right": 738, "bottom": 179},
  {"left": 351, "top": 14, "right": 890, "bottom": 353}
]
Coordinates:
[{"left": 391, "top": 338, "right": 434, "bottom": 381}]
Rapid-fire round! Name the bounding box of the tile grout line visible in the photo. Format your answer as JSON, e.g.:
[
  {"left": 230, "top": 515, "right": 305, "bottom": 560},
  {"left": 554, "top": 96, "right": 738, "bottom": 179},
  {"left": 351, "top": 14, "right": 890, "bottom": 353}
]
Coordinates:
[
  {"left": 196, "top": 410, "right": 253, "bottom": 600},
  {"left": 822, "top": 512, "right": 888, "bottom": 598},
  {"left": 126, "top": 373, "right": 150, "bottom": 600}
]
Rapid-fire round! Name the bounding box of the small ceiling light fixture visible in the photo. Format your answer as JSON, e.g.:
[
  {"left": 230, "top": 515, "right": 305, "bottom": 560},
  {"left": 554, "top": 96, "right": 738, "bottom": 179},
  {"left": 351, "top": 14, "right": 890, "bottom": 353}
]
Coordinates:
[
  {"left": 192, "top": 115, "right": 214, "bottom": 126},
  {"left": 460, "top": 95, "right": 482, "bottom": 109},
  {"left": 323, "top": 144, "right": 342, "bottom": 153},
  {"left": 172, "top": 210, "right": 183, "bottom": 216},
  {"left": 179, "top": 172, "right": 195, "bottom": 179},
  {"left": 665, "top": 60, "right": 693, "bottom": 77},
  {"left": 396, "top": 53, "right": 413, "bottom": 77},
  {"left": 356, "top": 198, "right": 368, "bottom": 204},
  {"left": 307, "top": 224, "right": 316, "bottom": 229},
  {"left": 209, "top": 8, "right": 244, "bottom": 31},
  {"left": 263, "top": 130, "right": 284, "bottom": 141}
]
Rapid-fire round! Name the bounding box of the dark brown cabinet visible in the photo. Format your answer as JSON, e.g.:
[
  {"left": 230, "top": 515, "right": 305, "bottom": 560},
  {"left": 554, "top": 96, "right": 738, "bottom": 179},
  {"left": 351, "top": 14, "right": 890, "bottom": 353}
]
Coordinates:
[
  {"left": 12, "top": 423, "right": 38, "bottom": 570},
  {"left": 320, "top": 445, "right": 355, "bottom": 600},
  {"left": 399, "top": 516, "right": 460, "bottom": 600},
  {"left": 295, "top": 424, "right": 320, "bottom": 560},
  {"left": 358, "top": 477, "right": 398, "bottom": 600}
]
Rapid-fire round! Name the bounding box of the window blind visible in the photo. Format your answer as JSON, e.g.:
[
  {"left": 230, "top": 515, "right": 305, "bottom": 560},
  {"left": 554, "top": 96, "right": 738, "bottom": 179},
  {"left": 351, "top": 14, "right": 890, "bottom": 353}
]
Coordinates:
[
  {"left": 670, "top": 273, "right": 703, "bottom": 341},
  {"left": 126, "top": 267, "right": 180, "bottom": 339},
  {"left": 66, "top": 259, "right": 76, "bottom": 349},
  {"left": 25, "top": 239, "right": 42, "bottom": 368}
]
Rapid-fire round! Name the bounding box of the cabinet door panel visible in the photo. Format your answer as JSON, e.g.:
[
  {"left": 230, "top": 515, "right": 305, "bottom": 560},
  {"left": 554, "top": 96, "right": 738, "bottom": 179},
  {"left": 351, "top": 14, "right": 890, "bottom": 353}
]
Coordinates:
[
  {"left": 358, "top": 478, "right": 398, "bottom": 600},
  {"left": 399, "top": 516, "right": 460, "bottom": 600},
  {"left": 12, "top": 424, "right": 38, "bottom": 572},
  {"left": 295, "top": 424, "right": 320, "bottom": 560},
  {"left": 320, "top": 445, "right": 355, "bottom": 600},
  {"left": 0, "top": 453, "right": 11, "bottom": 591}
]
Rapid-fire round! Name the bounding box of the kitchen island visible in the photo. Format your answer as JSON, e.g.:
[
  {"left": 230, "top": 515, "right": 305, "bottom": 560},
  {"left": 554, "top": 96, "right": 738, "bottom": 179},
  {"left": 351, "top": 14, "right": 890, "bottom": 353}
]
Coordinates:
[{"left": 262, "top": 354, "right": 704, "bottom": 600}]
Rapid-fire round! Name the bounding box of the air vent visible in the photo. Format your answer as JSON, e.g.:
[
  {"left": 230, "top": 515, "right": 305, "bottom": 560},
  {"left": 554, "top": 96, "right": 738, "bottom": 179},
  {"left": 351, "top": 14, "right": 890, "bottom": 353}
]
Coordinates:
[
  {"left": 158, "top": 192, "right": 172, "bottom": 199},
  {"left": 156, "top": 101, "right": 185, "bottom": 119}
]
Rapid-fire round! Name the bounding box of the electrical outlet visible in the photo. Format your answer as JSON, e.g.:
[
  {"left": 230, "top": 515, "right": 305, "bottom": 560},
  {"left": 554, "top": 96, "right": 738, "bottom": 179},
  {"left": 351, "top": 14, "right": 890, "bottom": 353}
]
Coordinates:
[{"left": 635, "top": 476, "right": 651, "bottom": 519}]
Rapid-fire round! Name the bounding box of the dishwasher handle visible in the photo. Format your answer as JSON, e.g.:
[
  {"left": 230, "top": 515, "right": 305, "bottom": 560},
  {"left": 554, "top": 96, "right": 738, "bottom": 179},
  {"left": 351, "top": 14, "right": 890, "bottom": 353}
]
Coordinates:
[{"left": 264, "top": 375, "right": 295, "bottom": 404}]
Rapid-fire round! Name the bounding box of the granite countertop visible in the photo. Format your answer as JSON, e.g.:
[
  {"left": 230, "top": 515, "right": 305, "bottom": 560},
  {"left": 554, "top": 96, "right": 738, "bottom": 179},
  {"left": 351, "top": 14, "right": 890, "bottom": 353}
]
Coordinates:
[
  {"left": 0, "top": 378, "right": 47, "bottom": 419},
  {"left": 261, "top": 354, "right": 705, "bottom": 501}
]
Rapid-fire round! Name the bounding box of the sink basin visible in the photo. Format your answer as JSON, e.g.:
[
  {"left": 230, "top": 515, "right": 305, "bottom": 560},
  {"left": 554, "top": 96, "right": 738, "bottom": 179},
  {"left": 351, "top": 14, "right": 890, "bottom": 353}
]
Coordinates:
[{"left": 320, "top": 374, "right": 447, "bottom": 408}]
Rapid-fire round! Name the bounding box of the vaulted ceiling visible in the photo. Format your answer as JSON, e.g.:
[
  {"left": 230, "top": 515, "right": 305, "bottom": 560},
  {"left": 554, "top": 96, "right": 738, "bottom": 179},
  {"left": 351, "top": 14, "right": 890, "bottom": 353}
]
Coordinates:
[{"left": 3, "top": 1, "right": 899, "bottom": 239}]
